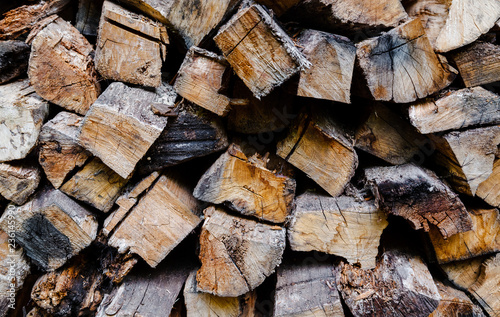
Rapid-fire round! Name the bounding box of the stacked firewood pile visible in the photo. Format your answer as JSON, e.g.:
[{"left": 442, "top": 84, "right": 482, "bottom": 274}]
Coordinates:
[{"left": 0, "top": 0, "right": 499, "bottom": 316}]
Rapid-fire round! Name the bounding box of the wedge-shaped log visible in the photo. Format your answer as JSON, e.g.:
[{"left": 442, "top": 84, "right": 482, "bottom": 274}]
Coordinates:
[
  {"left": 430, "top": 280, "right": 485, "bottom": 317},
  {"left": 477, "top": 159, "right": 500, "bottom": 208},
  {"left": 78, "top": 82, "right": 170, "bottom": 179},
  {"left": 0, "top": 40, "right": 29, "bottom": 84},
  {"left": 0, "top": 163, "right": 40, "bottom": 205},
  {"left": 469, "top": 253, "right": 500, "bottom": 317},
  {"left": 440, "top": 256, "right": 488, "bottom": 290},
  {"left": 194, "top": 144, "right": 296, "bottom": 224},
  {"left": 365, "top": 164, "right": 472, "bottom": 238},
  {"left": 356, "top": 18, "right": 456, "bottom": 103},
  {"left": 214, "top": 3, "right": 310, "bottom": 99},
  {"left": 288, "top": 192, "right": 388, "bottom": 269},
  {"left": 196, "top": 207, "right": 286, "bottom": 297},
  {"left": 452, "top": 41, "right": 500, "bottom": 88}
]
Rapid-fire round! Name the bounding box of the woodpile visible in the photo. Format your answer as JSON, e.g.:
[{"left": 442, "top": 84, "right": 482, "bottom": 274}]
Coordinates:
[{"left": 0, "top": 0, "right": 499, "bottom": 316}]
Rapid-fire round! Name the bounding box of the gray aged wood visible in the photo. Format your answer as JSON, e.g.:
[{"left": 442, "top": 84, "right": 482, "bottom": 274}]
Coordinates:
[
  {"left": 0, "top": 162, "right": 41, "bottom": 205},
  {"left": 75, "top": 0, "right": 104, "bottom": 37},
  {"left": 0, "top": 40, "right": 29, "bottom": 84}
]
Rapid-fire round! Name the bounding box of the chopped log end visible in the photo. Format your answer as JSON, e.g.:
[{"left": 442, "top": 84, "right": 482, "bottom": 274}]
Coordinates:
[
  {"left": 452, "top": 41, "right": 500, "bottom": 88},
  {"left": 0, "top": 162, "right": 41, "bottom": 205},
  {"left": 468, "top": 253, "right": 500, "bottom": 316},
  {"left": 477, "top": 158, "right": 500, "bottom": 208}
]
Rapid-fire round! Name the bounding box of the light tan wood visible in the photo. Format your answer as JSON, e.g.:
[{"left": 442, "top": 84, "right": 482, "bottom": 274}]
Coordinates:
[
  {"left": 469, "top": 253, "right": 500, "bottom": 316},
  {"left": 477, "top": 159, "right": 500, "bottom": 208},
  {"left": 0, "top": 162, "right": 40, "bottom": 205},
  {"left": 452, "top": 41, "right": 500, "bottom": 88},
  {"left": 430, "top": 280, "right": 485, "bottom": 317},
  {"left": 441, "top": 256, "right": 487, "bottom": 290}
]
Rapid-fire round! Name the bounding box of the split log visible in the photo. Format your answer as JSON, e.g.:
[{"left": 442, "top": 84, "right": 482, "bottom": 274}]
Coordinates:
[
  {"left": 0, "top": 162, "right": 41, "bottom": 205},
  {"left": 277, "top": 109, "right": 357, "bottom": 197},
  {"left": 408, "top": 87, "right": 500, "bottom": 134},
  {"left": 75, "top": 0, "right": 104, "bottom": 37},
  {"left": 356, "top": 18, "right": 456, "bottom": 103},
  {"left": 365, "top": 164, "right": 472, "bottom": 238},
  {"left": 428, "top": 207, "right": 500, "bottom": 264},
  {"left": 0, "top": 40, "right": 30, "bottom": 84},
  {"left": 28, "top": 16, "right": 101, "bottom": 115},
  {"left": 355, "top": 103, "right": 430, "bottom": 165},
  {"left": 336, "top": 249, "right": 441, "bottom": 317},
  {"left": 95, "top": 1, "right": 168, "bottom": 88},
  {"left": 0, "top": 79, "right": 49, "bottom": 163},
  {"left": 477, "top": 159, "right": 500, "bottom": 208},
  {"left": 288, "top": 191, "right": 388, "bottom": 269},
  {"left": 60, "top": 157, "right": 128, "bottom": 213},
  {"left": 431, "top": 126, "right": 500, "bottom": 196},
  {"left": 440, "top": 256, "right": 488, "bottom": 290},
  {"left": 38, "top": 111, "right": 91, "bottom": 189},
  {"left": 78, "top": 82, "right": 170, "bottom": 179},
  {"left": 196, "top": 206, "right": 286, "bottom": 297},
  {"left": 184, "top": 270, "right": 257, "bottom": 317},
  {"left": 430, "top": 280, "right": 485, "bottom": 317},
  {"left": 193, "top": 144, "right": 296, "bottom": 224},
  {"left": 274, "top": 260, "right": 344, "bottom": 317},
  {"left": 296, "top": 29, "right": 355, "bottom": 104},
  {"left": 174, "top": 47, "right": 231, "bottom": 116},
  {"left": 452, "top": 41, "right": 500, "bottom": 88},
  {"left": 108, "top": 172, "right": 202, "bottom": 267},
  {"left": 255, "top": 0, "right": 300, "bottom": 16},
  {"left": 469, "top": 253, "right": 500, "bottom": 316},
  {"left": 214, "top": 3, "right": 311, "bottom": 99}
]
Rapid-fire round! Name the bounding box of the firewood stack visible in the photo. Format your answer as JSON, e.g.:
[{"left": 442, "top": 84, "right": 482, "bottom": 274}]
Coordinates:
[{"left": 1, "top": 0, "right": 500, "bottom": 316}]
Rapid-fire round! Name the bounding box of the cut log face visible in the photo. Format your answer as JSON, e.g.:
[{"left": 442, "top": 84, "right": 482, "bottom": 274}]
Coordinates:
[
  {"left": 430, "top": 280, "right": 486, "bottom": 317},
  {"left": 108, "top": 172, "right": 202, "bottom": 267},
  {"left": 75, "top": 0, "right": 104, "bottom": 37},
  {"left": 408, "top": 87, "right": 500, "bottom": 134},
  {"left": 28, "top": 16, "right": 101, "bottom": 115},
  {"left": 288, "top": 191, "right": 388, "bottom": 269},
  {"left": 196, "top": 207, "right": 286, "bottom": 297},
  {"left": 431, "top": 126, "right": 500, "bottom": 196},
  {"left": 356, "top": 18, "right": 456, "bottom": 103},
  {"left": 38, "top": 111, "right": 91, "bottom": 189},
  {"left": 78, "top": 82, "right": 170, "bottom": 179},
  {"left": 429, "top": 208, "right": 500, "bottom": 264},
  {"left": 174, "top": 47, "right": 231, "bottom": 116},
  {"left": 441, "top": 256, "right": 487, "bottom": 290},
  {"left": 0, "top": 79, "right": 49, "bottom": 163},
  {"left": 193, "top": 144, "right": 296, "bottom": 224},
  {"left": 95, "top": 1, "right": 168, "bottom": 88},
  {"left": 452, "top": 41, "right": 500, "bottom": 88},
  {"left": 274, "top": 260, "right": 344, "bottom": 317},
  {"left": 469, "top": 253, "right": 500, "bottom": 317},
  {"left": 0, "top": 40, "right": 30, "bottom": 84},
  {"left": 277, "top": 110, "right": 358, "bottom": 197},
  {"left": 336, "top": 249, "right": 441, "bottom": 317},
  {"left": 365, "top": 164, "right": 472, "bottom": 238},
  {"left": 0, "top": 162, "right": 41, "bottom": 205},
  {"left": 477, "top": 159, "right": 500, "bottom": 208},
  {"left": 214, "top": 4, "right": 311, "bottom": 99},
  {"left": 296, "top": 29, "right": 355, "bottom": 104}
]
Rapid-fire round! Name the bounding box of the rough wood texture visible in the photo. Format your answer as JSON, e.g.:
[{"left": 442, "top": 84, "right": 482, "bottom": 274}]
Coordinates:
[
  {"left": 0, "top": 79, "right": 49, "bottom": 163},
  {"left": 355, "top": 103, "right": 430, "bottom": 165},
  {"left": 214, "top": 3, "right": 311, "bottom": 99},
  {"left": 477, "top": 159, "right": 500, "bottom": 208},
  {"left": 288, "top": 192, "right": 388, "bottom": 269},
  {"left": 277, "top": 110, "right": 358, "bottom": 197},
  {"left": 196, "top": 207, "right": 286, "bottom": 297},
  {"left": 356, "top": 18, "right": 456, "bottom": 103},
  {"left": 337, "top": 249, "right": 441, "bottom": 317},
  {"left": 78, "top": 82, "right": 170, "bottom": 179},
  {"left": 0, "top": 40, "right": 30, "bottom": 84},
  {"left": 452, "top": 41, "right": 500, "bottom": 88},
  {"left": 174, "top": 47, "right": 231, "bottom": 116},
  {"left": 109, "top": 172, "right": 202, "bottom": 267},
  {"left": 430, "top": 280, "right": 485, "bottom": 317},
  {"left": 296, "top": 29, "right": 355, "bottom": 104},
  {"left": 38, "top": 111, "right": 91, "bottom": 189},
  {"left": 28, "top": 17, "right": 101, "bottom": 115},
  {"left": 441, "top": 256, "right": 487, "bottom": 290},
  {"left": 365, "top": 164, "right": 472, "bottom": 238},
  {"left": 429, "top": 208, "right": 500, "bottom": 264},
  {"left": 194, "top": 144, "right": 296, "bottom": 224},
  {"left": 75, "top": 0, "right": 103, "bottom": 37},
  {"left": 409, "top": 87, "right": 500, "bottom": 134},
  {"left": 0, "top": 162, "right": 41, "bottom": 205},
  {"left": 95, "top": 1, "right": 168, "bottom": 88},
  {"left": 274, "top": 260, "right": 344, "bottom": 317},
  {"left": 469, "top": 253, "right": 500, "bottom": 317}
]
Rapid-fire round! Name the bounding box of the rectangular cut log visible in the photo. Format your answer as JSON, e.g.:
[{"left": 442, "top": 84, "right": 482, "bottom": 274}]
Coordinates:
[
  {"left": 468, "top": 253, "right": 500, "bottom": 317},
  {"left": 0, "top": 40, "right": 30, "bottom": 84},
  {"left": 440, "top": 256, "right": 488, "bottom": 290},
  {"left": 429, "top": 280, "right": 485, "bottom": 317},
  {"left": 409, "top": 87, "right": 500, "bottom": 134},
  {"left": 95, "top": 1, "right": 168, "bottom": 88},
  {"left": 356, "top": 18, "right": 456, "bottom": 103},
  {"left": 365, "top": 164, "right": 472, "bottom": 238},
  {"left": 477, "top": 159, "right": 500, "bottom": 208},
  {"left": 288, "top": 191, "right": 388, "bottom": 269},
  {"left": 193, "top": 144, "right": 296, "bottom": 224},
  {"left": 0, "top": 162, "right": 40, "bottom": 205},
  {"left": 75, "top": 0, "right": 104, "bottom": 37},
  {"left": 452, "top": 41, "right": 500, "bottom": 87},
  {"left": 214, "top": 4, "right": 310, "bottom": 99},
  {"left": 78, "top": 82, "right": 170, "bottom": 179},
  {"left": 28, "top": 17, "right": 101, "bottom": 115}
]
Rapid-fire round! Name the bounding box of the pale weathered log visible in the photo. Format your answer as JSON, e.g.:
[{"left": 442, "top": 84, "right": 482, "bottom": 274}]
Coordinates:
[
  {"left": 365, "top": 164, "right": 472, "bottom": 238},
  {"left": 75, "top": 0, "right": 104, "bottom": 37},
  {"left": 440, "top": 256, "right": 488, "bottom": 290},
  {"left": 196, "top": 206, "right": 286, "bottom": 297},
  {"left": 28, "top": 16, "right": 101, "bottom": 115},
  {"left": 214, "top": 3, "right": 311, "bottom": 99},
  {"left": 469, "top": 253, "right": 500, "bottom": 316},
  {"left": 452, "top": 41, "right": 500, "bottom": 88},
  {"left": 408, "top": 87, "right": 500, "bottom": 134},
  {"left": 477, "top": 158, "right": 500, "bottom": 208},
  {"left": 0, "top": 162, "right": 40, "bottom": 205},
  {"left": 0, "top": 40, "right": 29, "bottom": 84},
  {"left": 95, "top": 1, "right": 168, "bottom": 88},
  {"left": 356, "top": 18, "right": 456, "bottom": 103},
  {"left": 78, "top": 82, "right": 170, "bottom": 179},
  {"left": 0, "top": 79, "right": 49, "bottom": 163},
  {"left": 194, "top": 144, "right": 296, "bottom": 224},
  {"left": 429, "top": 280, "right": 485, "bottom": 317},
  {"left": 288, "top": 191, "right": 388, "bottom": 269}
]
